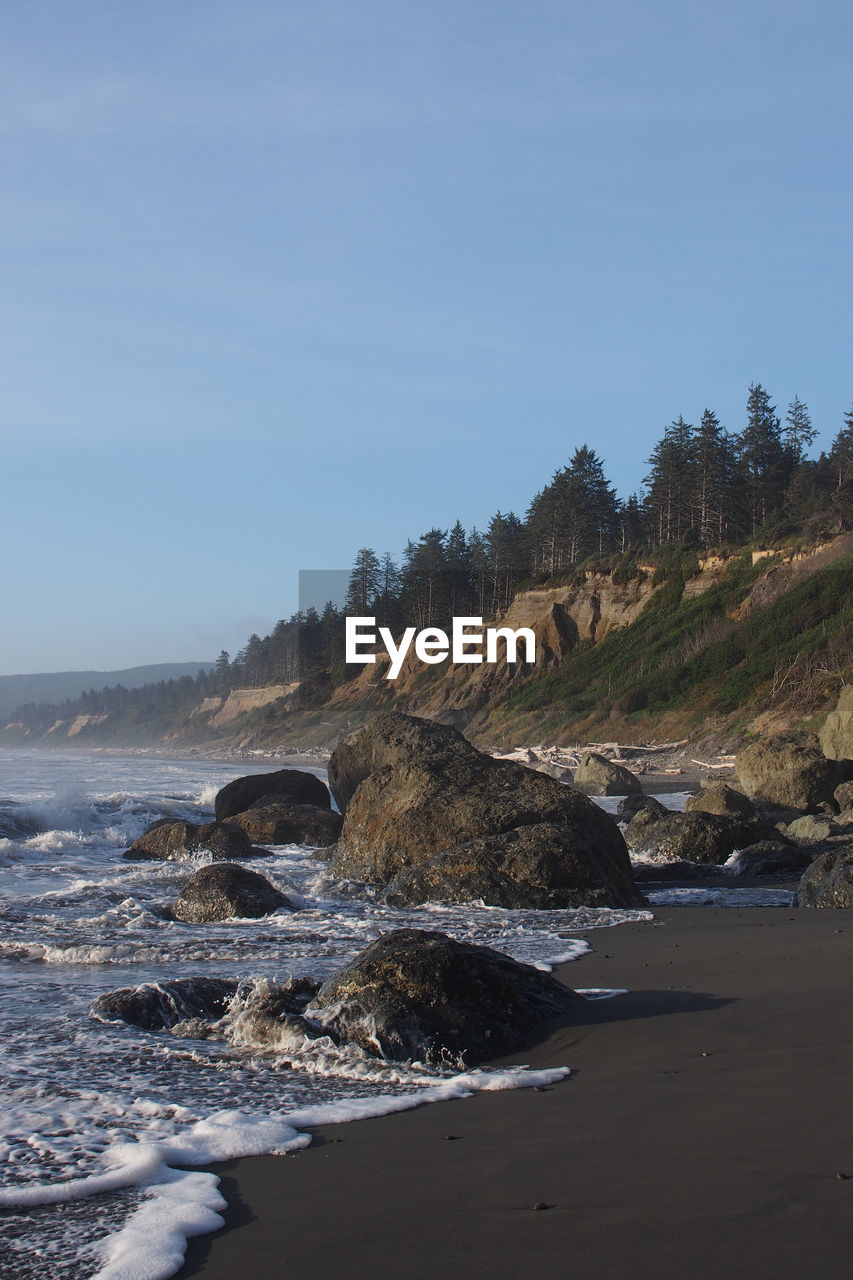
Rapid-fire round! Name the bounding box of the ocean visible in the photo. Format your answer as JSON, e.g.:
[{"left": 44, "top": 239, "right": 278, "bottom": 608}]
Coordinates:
[{"left": 0, "top": 747, "right": 663, "bottom": 1280}]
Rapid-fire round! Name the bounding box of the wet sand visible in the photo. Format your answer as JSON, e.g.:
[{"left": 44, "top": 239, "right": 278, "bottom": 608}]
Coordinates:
[{"left": 178, "top": 907, "right": 853, "bottom": 1280}]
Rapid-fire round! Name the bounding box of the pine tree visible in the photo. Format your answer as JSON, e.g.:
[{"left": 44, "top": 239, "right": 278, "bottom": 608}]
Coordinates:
[
  {"left": 345, "top": 548, "right": 382, "bottom": 616},
  {"left": 737, "top": 384, "right": 790, "bottom": 535},
  {"left": 693, "top": 410, "right": 732, "bottom": 548},
  {"left": 644, "top": 418, "right": 696, "bottom": 545},
  {"left": 785, "top": 396, "right": 817, "bottom": 464}
]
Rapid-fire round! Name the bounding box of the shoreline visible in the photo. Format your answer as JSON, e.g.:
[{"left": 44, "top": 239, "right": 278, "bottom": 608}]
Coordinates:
[{"left": 177, "top": 906, "right": 853, "bottom": 1280}]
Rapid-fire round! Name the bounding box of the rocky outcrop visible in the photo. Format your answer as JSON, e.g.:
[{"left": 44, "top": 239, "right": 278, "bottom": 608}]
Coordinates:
[
  {"left": 797, "top": 848, "right": 853, "bottom": 907},
  {"left": 784, "top": 814, "right": 838, "bottom": 844},
  {"left": 834, "top": 781, "right": 853, "bottom": 814},
  {"left": 685, "top": 782, "right": 755, "bottom": 819},
  {"left": 819, "top": 685, "right": 853, "bottom": 761},
  {"left": 385, "top": 822, "right": 645, "bottom": 910},
  {"left": 573, "top": 752, "right": 641, "bottom": 796},
  {"left": 725, "top": 841, "right": 813, "bottom": 877},
  {"left": 90, "top": 977, "right": 239, "bottom": 1030},
  {"left": 123, "top": 818, "right": 253, "bottom": 862},
  {"left": 735, "top": 732, "right": 842, "bottom": 811},
  {"left": 214, "top": 768, "right": 330, "bottom": 821},
  {"left": 225, "top": 802, "right": 342, "bottom": 847},
  {"left": 625, "top": 809, "right": 779, "bottom": 865},
  {"left": 309, "top": 928, "right": 580, "bottom": 1067},
  {"left": 172, "top": 863, "right": 296, "bottom": 923},
  {"left": 329, "top": 714, "right": 634, "bottom": 898}
]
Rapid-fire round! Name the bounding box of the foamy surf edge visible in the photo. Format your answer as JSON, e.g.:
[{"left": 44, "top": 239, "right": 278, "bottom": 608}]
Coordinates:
[{"left": 0, "top": 1067, "right": 570, "bottom": 1280}]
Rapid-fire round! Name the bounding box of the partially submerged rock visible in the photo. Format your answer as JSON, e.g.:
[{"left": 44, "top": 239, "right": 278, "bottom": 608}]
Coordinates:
[
  {"left": 91, "top": 977, "right": 238, "bottom": 1030},
  {"left": 329, "top": 714, "right": 634, "bottom": 900},
  {"left": 797, "top": 848, "right": 853, "bottom": 907},
  {"left": 226, "top": 802, "right": 342, "bottom": 847},
  {"left": 214, "top": 768, "right": 330, "bottom": 822},
  {"left": 123, "top": 818, "right": 253, "bottom": 862},
  {"left": 725, "top": 841, "right": 813, "bottom": 877},
  {"left": 386, "top": 822, "right": 645, "bottom": 910},
  {"left": 625, "top": 809, "right": 781, "bottom": 865},
  {"left": 309, "top": 928, "right": 580, "bottom": 1066},
  {"left": 617, "top": 794, "right": 668, "bottom": 819},
  {"left": 736, "top": 732, "right": 842, "bottom": 812},
  {"left": 573, "top": 752, "right": 642, "bottom": 797},
  {"left": 172, "top": 863, "right": 296, "bottom": 923},
  {"left": 685, "top": 782, "right": 755, "bottom": 819}
]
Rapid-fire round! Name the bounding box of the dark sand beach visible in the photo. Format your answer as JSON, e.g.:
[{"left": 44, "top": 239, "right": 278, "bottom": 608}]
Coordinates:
[{"left": 179, "top": 907, "right": 853, "bottom": 1280}]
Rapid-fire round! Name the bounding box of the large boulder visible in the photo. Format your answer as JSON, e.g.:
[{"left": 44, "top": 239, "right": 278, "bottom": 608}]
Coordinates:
[
  {"left": 725, "top": 841, "right": 813, "bottom": 877},
  {"left": 685, "top": 782, "right": 756, "bottom": 819},
  {"left": 797, "top": 848, "right": 853, "bottom": 907},
  {"left": 735, "top": 732, "right": 842, "bottom": 812},
  {"left": 172, "top": 863, "right": 296, "bottom": 923},
  {"left": 833, "top": 781, "right": 853, "bottom": 814},
  {"left": 214, "top": 768, "right": 330, "bottom": 822},
  {"left": 819, "top": 686, "right": 853, "bottom": 761},
  {"left": 385, "top": 822, "right": 646, "bottom": 910},
  {"left": 784, "top": 814, "right": 838, "bottom": 845},
  {"left": 573, "top": 752, "right": 642, "bottom": 797},
  {"left": 226, "top": 802, "right": 342, "bottom": 847},
  {"left": 309, "top": 928, "right": 580, "bottom": 1066},
  {"left": 123, "top": 818, "right": 254, "bottom": 862},
  {"left": 91, "top": 977, "right": 238, "bottom": 1030},
  {"left": 329, "top": 714, "right": 634, "bottom": 895},
  {"left": 625, "top": 809, "right": 780, "bottom": 865}
]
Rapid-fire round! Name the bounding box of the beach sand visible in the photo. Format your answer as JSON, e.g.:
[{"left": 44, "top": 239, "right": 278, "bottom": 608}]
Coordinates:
[{"left": 178, "top": 907, "right": 853, "bottom": 1280}]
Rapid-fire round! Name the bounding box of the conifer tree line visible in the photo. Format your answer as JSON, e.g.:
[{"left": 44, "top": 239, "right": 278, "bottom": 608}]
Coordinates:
[{"left": 8, "top": 385, "right": 853, "bottom": 731}]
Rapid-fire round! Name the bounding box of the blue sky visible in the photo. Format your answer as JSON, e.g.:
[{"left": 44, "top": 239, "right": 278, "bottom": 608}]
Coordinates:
[{"left": 1, "top": 0, "right": 851, "bottom": 673}]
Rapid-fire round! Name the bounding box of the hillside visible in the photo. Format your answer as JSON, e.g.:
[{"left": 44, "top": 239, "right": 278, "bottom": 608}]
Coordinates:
[
  {"left": 0, "top": 663, "right": 214, "bottom": 722},
  {"left": 5, "top": 537, "right": 853, "bottom": 754}
]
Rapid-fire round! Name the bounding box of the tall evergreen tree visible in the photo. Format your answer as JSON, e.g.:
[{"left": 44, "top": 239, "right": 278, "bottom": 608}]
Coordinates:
[
  {"left": 737, "top": 383, "right": 789, "bottom": 534},
  {"left": 644, "top": 417, "right": 696, "bottom": 545},
  {"left": 784, "top": 396, "right": 817, "bottom": 464},
  {"left": 693, "top": 409, "right": 732, "bottom": 548},
  {"left": 345, "top": 547, "right": 382, "bottom": 616}
]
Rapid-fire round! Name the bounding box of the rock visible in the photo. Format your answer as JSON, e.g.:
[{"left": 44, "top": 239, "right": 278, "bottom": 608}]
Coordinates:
[
  {"left": 784, "top": 814, "right": 839, "bottom": 845},
  {"left": 624, "top": 809, "right": 781, "bottom": 865},
  {"left": 685, "top": 782, "right": 756, "bottom": 819},
  {"left": 726, "top": 841, "right": 813, "bottom": 876},
  {"left": 214, "top": 768, "right": 330, "bottom": 822},
  {"left": 735, "top": 732, "right": 842, "bottom": 812},
  {"left": 309, "top": 928, "right": 580, "bottom": 1066},
  {"left": 172, "top": 863, "right": 296, "bottom": 923},
  {"left": 819, "top": 686, "right": 853, "bottom": 761},
  {"left": 617, "top": 794, "right": 669, "bottom": 819},
  {"left": 123, "top": 818, "right": 254, "bottom": 862},
  {"left": 226, "top": 802, "right": 343, "bottom": 847},
  {"left": 573, "top": 752, "right": 642, "bottom": 797},
  {"left": 329, "top": 714, "right": 634, "bottom": 897},
  {"left": 833, "top": 781, "right": 853, "bottom": 812},
  {"left": 385, "top": 822, "right": 646, "bottom": 910},
  {"left": 797, "top": 848, "right": 853, "bottom": 907},
  {"left": 90, "top": 977, "right": 238, "bottom": 1030}
]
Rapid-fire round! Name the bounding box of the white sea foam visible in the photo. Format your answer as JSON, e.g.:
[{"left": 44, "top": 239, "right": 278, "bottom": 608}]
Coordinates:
[{"left": 0, "top": 749, "right": 642, "bottom": 1278}]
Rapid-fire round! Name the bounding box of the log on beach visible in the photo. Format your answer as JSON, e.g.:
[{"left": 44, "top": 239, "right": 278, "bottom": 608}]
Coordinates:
[{"left": 178, "top": 908, "right": 853, "bottom": 1280}]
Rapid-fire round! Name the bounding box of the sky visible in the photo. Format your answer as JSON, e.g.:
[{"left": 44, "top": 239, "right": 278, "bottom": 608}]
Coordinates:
[{"left": 1, "top": 0, "right": 851, "bottom": 673}]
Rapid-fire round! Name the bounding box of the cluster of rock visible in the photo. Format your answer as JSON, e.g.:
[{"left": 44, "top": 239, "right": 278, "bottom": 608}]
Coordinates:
[
  {"left": 91, "top": 927, "right": 579, "bottom": 1067},
  {"left": 326, "top": 713, "right": 644, "bottom": 910},
  {"left": 120, "top": 766, "right": 342, "bottom": 924}
]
